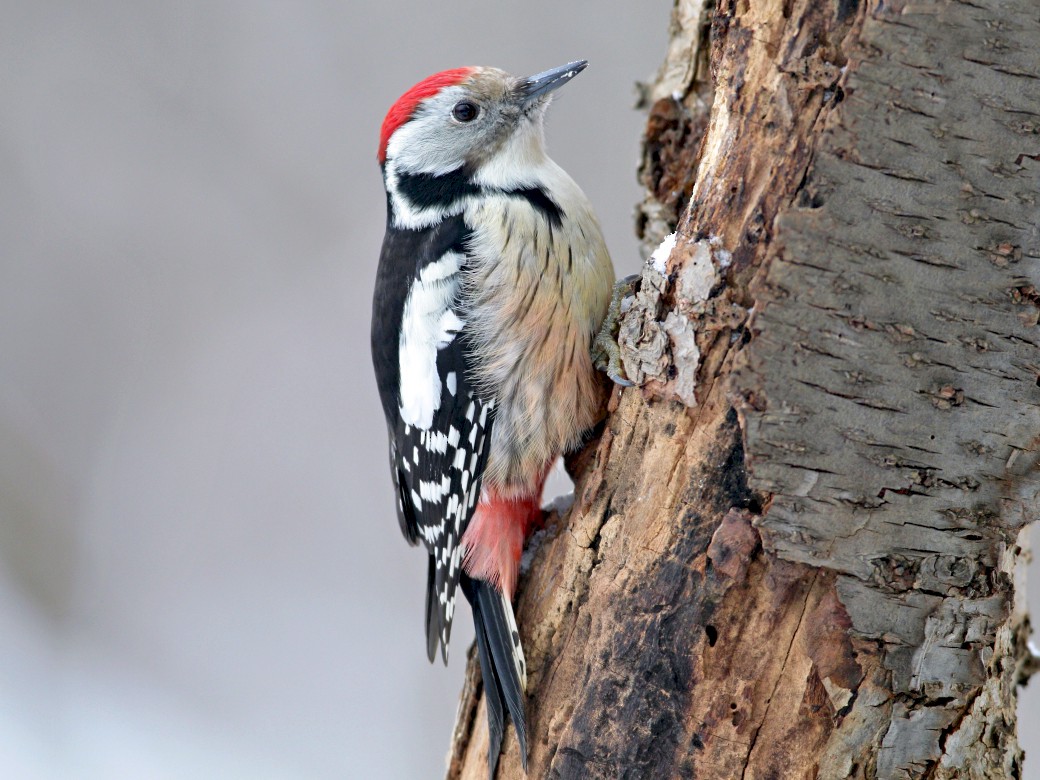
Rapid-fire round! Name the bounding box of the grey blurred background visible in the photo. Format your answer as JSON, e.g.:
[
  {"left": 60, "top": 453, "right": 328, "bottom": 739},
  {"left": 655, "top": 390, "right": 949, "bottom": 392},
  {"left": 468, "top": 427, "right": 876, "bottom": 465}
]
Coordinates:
[{"left": 0, "top": 3, "right": 1035, "bottom": 779}]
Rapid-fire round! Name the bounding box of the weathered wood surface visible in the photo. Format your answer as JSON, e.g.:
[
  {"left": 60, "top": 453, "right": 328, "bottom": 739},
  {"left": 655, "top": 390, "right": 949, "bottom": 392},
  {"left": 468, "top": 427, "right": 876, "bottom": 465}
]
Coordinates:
[{"left": 448, "top": 0, "right": 1040, "bottom": 777}]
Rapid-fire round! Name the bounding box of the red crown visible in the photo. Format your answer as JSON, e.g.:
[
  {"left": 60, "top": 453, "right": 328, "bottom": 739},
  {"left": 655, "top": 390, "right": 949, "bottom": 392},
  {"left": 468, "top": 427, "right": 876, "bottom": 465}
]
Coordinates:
[{"left": 378, "top": 67, "right": 475, "bottom": 163}]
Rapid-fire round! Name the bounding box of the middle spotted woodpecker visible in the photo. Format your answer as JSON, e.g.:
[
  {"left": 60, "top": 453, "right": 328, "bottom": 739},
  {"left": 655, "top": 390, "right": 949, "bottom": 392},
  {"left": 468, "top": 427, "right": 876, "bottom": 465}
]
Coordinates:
[{"left": 371, "top": 60, "right": 616, "bottom": 776}]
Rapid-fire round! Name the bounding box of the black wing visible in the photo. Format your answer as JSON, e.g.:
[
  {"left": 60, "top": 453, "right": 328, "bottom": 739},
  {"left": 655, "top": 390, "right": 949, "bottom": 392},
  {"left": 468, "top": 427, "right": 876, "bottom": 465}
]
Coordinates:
[
  {"left": 371, "top": 213, "right": 494, "bottom": 662},
  {"left": 406, "top": 347, "right": 494, "bottom": 662}
]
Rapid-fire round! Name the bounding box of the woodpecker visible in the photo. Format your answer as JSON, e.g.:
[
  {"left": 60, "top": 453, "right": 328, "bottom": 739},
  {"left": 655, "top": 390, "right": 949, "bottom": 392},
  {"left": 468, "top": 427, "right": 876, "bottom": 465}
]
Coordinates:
[{"left": 371, "top": 60, "right": 615, "bottom": 776}]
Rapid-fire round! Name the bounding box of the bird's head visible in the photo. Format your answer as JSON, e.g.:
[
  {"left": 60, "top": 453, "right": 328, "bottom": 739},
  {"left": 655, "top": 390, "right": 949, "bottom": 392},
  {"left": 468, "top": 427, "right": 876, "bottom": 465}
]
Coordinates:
[{"left": 378, "top": 61, "right": 587, "bottom": 188}]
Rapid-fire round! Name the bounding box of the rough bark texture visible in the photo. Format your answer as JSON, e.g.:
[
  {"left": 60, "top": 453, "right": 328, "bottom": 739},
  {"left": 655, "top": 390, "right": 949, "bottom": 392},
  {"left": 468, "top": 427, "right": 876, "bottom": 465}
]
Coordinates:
[{"left": 448, "top": 0, "right": 1040, "bottom": 778}]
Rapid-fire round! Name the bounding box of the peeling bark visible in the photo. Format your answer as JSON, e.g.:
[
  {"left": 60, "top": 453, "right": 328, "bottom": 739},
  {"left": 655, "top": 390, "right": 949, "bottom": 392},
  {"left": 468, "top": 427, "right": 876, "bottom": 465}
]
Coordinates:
[{"left": 448, "top": 0, "right": 1039, "bottom": 777}]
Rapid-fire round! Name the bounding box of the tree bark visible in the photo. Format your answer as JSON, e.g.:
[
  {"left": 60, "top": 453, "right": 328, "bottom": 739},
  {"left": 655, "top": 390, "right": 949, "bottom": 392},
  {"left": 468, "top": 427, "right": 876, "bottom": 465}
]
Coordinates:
[{"left": 448, "top": 0, "right": 1040, "bottom": 777}]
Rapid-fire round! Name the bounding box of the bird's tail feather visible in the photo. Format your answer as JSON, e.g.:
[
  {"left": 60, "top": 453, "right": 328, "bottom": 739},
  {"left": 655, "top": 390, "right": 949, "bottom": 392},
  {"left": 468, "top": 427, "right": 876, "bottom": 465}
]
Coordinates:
[
  {"left": 462, "top": 575, "right": 528, "bottom": 777},
  {"left": 424, "top": 556, "right": 441, "bottom": 663}
]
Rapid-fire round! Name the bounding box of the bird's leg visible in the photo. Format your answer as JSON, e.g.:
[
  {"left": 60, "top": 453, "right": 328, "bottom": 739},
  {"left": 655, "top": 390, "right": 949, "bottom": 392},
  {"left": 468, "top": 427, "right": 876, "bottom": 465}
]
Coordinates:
[{"left": 592, "top": 273, "right": 641, "bottom": 387}]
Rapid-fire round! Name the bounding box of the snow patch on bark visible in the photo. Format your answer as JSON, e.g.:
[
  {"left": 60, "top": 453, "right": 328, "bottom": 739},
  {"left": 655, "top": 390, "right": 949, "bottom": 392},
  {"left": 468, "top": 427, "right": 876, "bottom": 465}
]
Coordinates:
[{"left": 648, "top": 232, "right": 676, "bottom": 275}]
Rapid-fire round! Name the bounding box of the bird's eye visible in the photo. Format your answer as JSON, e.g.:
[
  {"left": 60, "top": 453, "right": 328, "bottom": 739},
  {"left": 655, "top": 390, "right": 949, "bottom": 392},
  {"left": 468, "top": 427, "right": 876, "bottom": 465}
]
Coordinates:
[{"left": 452, "top": 101, "right": 479, "bottom": 122}]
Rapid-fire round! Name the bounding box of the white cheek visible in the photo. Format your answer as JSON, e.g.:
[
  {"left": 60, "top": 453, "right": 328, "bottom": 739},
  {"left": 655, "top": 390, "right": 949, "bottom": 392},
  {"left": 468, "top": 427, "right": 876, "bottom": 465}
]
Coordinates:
[{"left": 386, "top": 118, "right": 464, "bottom": 175}]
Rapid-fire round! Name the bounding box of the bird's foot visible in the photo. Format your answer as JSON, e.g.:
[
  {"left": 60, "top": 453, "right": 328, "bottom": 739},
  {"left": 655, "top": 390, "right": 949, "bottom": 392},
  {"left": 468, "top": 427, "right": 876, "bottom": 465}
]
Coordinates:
[{"left": 592, "top": 274, "right": 641, "bottom": 387}]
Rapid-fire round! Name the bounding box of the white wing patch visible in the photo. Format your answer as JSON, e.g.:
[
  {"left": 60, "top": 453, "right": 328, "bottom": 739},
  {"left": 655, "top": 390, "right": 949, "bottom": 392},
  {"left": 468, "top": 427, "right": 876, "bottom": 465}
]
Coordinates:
[{"left": 399, "top": 251, "right": 465, "bottom": 429}]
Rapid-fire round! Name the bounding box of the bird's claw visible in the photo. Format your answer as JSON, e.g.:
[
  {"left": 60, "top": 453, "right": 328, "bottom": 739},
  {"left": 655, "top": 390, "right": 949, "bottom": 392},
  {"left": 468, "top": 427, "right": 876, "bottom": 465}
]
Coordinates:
[
  {"left": 593, "top": 274, "right": 641, "bottom": 387},
  {"left": 607, "top": 367, "right": 635, "bottom": 388}
]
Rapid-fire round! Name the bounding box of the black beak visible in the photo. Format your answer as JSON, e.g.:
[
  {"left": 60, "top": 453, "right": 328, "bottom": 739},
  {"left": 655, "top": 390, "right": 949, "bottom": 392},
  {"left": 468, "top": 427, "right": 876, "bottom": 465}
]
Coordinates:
[{"left": 517, "top": 60, "right": 588, "bottom": 105}]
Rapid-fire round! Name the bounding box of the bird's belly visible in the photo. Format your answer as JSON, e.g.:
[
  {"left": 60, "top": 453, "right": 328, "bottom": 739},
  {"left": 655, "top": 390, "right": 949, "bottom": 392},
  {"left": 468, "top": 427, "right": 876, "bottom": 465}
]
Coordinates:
[
  {"left": 462, "top": 196, "right": 612, "bottom": 496},
  {"left": 478, "top": 285, "right": 605, "bottom": 496}
]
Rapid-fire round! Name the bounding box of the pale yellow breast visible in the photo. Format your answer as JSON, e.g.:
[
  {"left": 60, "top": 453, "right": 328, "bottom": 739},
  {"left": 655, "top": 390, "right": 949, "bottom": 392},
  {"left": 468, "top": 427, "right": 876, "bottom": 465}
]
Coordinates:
[{"left": 462, "top": 190, "right": 615, "bottom": 495}]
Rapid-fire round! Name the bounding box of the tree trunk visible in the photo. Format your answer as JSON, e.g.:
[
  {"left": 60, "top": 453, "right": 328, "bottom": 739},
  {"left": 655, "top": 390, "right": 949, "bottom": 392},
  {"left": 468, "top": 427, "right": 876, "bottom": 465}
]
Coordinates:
[{"left": 448, "top": 0, "right": 1040, "bottom": 777}]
